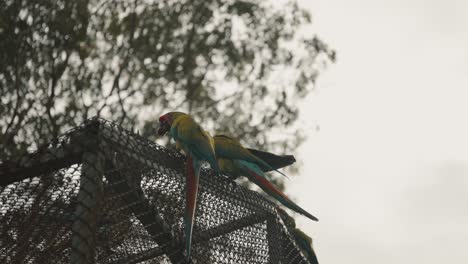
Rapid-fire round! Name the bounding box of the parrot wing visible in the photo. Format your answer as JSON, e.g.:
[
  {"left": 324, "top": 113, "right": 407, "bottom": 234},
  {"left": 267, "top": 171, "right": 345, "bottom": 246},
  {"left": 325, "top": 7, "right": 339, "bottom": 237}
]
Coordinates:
[
  {"left": 246, "top": 148, "right": 296, "bottom": 172},
  {"left": 172, "top": 115, "right": 219, "bottom": 173},
  {"left": 214, "top": 135, "right": 290, "bottom": 179},
  {"left": 214, "top": 135, "right": 251, "bottom": 159}
]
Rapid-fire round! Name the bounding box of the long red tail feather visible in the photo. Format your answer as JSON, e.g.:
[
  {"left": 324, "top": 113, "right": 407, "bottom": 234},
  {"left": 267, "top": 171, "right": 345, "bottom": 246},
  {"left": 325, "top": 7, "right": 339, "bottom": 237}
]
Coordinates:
[
  {"left": 247, "top": 170, "right": 318, "bottom": 221},
  {"left": 185, "top": 155, "right": 200, "bottom": 261}
]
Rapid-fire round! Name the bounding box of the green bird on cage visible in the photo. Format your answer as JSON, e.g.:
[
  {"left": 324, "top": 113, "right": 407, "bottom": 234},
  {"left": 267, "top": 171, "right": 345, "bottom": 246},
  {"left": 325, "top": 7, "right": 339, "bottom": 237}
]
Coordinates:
[
  {"left": 213, "top": 135, "right": 318, "bottom": 222},
  {"left": 157, "top": 111, "right": 220, "bottom": 262}
]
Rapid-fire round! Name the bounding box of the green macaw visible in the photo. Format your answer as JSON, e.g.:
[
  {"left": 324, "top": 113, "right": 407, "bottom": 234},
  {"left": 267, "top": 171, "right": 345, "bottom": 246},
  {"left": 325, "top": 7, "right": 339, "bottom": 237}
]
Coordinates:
[
  {"left": 214, "top": 135, "right": 290, "bottom": 179},
  {"left": 213, "top": 135, "right": 318, "bottom": 221},
  {"left": 245, "top": 148, "right": 296, "bottom": 173},
  {"left": 158, "top": 111, "right": 219, "bottom": 261}
]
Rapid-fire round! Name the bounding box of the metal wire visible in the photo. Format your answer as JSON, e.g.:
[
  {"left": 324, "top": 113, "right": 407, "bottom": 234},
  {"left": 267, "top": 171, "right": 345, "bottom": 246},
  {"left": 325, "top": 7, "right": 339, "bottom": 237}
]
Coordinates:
[{"left": 0, "top": 117, "right": 311, "bottom": 263}]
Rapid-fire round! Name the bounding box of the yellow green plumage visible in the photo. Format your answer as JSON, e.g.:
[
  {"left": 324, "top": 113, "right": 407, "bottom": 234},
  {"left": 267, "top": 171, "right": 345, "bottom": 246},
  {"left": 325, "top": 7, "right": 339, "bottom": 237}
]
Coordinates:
[{"left": 158, "top": 111, "right": 219, "bottom": 261}]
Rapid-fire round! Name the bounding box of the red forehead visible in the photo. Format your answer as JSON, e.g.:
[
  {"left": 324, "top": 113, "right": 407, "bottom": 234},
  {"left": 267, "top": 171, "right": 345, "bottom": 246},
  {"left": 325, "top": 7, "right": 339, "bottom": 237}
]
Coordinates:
[{"left": 159, "top": 114, "right": 170, "bottom": 122}]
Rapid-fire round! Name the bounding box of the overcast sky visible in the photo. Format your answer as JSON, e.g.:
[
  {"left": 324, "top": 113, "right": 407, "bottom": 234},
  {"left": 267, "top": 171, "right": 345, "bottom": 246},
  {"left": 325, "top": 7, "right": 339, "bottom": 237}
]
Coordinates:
[{"left": 286, "top": 0, "right": 468, "bottom": 263}]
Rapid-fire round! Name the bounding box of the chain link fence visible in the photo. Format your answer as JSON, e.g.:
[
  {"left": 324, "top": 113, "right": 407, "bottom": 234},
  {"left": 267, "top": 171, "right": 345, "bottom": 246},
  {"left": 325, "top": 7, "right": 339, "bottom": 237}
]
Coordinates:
[{"left": 0, "top": 117, "right": 311, "bottom": 263}]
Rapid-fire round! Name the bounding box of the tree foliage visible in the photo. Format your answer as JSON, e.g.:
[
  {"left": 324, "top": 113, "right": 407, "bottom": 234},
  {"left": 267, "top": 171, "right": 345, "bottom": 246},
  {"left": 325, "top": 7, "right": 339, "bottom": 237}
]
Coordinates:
[{"left": 0, "top": 0, "right": 335, "bottom": 170}]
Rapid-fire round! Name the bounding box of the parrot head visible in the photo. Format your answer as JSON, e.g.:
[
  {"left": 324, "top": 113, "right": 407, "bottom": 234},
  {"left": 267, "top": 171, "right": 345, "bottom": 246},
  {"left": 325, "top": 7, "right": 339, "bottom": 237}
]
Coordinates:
[{"left": 157, "top": 111, "right": 187, "bottom": 135}]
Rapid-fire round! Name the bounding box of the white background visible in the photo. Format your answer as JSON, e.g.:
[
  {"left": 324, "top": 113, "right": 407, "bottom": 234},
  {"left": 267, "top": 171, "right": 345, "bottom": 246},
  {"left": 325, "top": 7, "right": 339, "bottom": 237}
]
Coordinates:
[{"left": 287, "top": 0, "right": 468, "bottom": 263}]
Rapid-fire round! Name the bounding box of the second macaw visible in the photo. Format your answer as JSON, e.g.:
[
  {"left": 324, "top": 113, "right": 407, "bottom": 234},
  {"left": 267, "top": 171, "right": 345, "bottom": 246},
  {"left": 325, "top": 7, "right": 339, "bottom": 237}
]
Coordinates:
[
  {"left": 214, "top": 135, "right": 291, "bottom": 179},
  {"left": 238, "top": 147, "right": 296, "bottom": 178},
  {"left": 213, "top": 135, "right": 318, "bottom": 221},
  {"left": 158, "top": 111, "right": 219, "bottom": 261}
]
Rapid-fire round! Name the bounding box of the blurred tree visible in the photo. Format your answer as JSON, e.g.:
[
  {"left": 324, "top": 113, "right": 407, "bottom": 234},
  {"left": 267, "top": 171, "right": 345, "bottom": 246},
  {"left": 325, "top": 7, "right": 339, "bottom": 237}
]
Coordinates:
[{"left": 0, "top": 0, "right": 335, "bottom": 187}]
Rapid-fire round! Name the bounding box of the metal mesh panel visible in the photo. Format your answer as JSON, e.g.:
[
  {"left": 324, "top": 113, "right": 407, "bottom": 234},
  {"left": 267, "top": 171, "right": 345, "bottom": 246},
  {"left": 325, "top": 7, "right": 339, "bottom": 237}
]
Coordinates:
[{"left": 0, "top": 117, "right": 311, "bottom": 264}]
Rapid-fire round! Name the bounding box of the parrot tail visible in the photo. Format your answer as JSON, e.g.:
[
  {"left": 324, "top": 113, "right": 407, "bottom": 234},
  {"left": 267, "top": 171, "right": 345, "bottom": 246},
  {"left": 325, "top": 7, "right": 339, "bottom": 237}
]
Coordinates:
[
  {"left": 184, "top": 155, "right": 201, "bottom": 261},
  {"left": 248, "top": 151, "right": 291, "bottom": 180},
  {"left": 273, "top": 168, "right": 291, "bottom": 180},
  {"left": 246, "top": 148, "right": 296, "bottom": 171},
  {"left": 245, "top": 169, "right": 318, "bottom": 222}
]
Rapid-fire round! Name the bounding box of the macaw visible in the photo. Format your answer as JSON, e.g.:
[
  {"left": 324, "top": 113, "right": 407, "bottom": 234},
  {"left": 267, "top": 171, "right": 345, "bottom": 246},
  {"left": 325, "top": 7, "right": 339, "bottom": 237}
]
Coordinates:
[
  {"left": 277, "top": 207, "right": 319, "bottom": 264},
  {"left": 213, "top": 135, "right": 318, "bottom": 221},
  {"left": 214, "top": 135, "right": 290, "bottom": 179},
  {"left": 158, "top": 111, "right": 219, "bottom": 261},
  {"left": 243, "top": 148, "right": 295, "bottom": 176}
]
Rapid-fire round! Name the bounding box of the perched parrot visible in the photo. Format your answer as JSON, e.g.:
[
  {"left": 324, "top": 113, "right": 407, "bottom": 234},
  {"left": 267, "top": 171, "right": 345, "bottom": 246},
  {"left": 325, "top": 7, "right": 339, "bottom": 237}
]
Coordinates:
[
  {"left": 244, "top": 148, "right": 295, "bottom": 175},
  {"left": 213, "top": 135, "right": 318, "bottom": 221},
  {"left": 277, "top": 207, "right": 319, "bottom": 264},
  {"left": 214, "top": 135, "right": 290, "bottom": 179},
  {"left": 158, "top": 111, "right": 219, "bottom": 261}
]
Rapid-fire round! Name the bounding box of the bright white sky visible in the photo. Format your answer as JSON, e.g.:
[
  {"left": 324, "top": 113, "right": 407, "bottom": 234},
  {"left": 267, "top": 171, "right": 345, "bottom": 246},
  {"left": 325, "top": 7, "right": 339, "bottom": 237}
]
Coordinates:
[{"left": 286, "top": 0, "right": 468, "bottom": 263}]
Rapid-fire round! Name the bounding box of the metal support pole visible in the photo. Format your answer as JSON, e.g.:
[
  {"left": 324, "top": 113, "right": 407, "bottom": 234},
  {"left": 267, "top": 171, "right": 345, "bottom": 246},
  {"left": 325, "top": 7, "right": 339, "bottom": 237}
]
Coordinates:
[
  {"left": 71, "top": 128, "right": 104, "bottom": 264},
  {"left": 266, "top": 217, "right": 283, "bottom": 264}
]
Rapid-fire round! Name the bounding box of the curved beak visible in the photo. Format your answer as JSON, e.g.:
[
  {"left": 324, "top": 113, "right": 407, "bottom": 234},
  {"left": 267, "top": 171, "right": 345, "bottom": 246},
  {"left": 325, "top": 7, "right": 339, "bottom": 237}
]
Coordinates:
[{"left": 157, "top": 121, "right": 171, "bottom": 136}]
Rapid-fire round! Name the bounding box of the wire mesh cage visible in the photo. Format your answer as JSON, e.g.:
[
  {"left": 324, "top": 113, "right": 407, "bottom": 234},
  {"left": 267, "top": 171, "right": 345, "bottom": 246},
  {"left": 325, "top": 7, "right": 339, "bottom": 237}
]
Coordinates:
[{"left": 0, "top": 117, "right": 311, "bottom": 264}]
